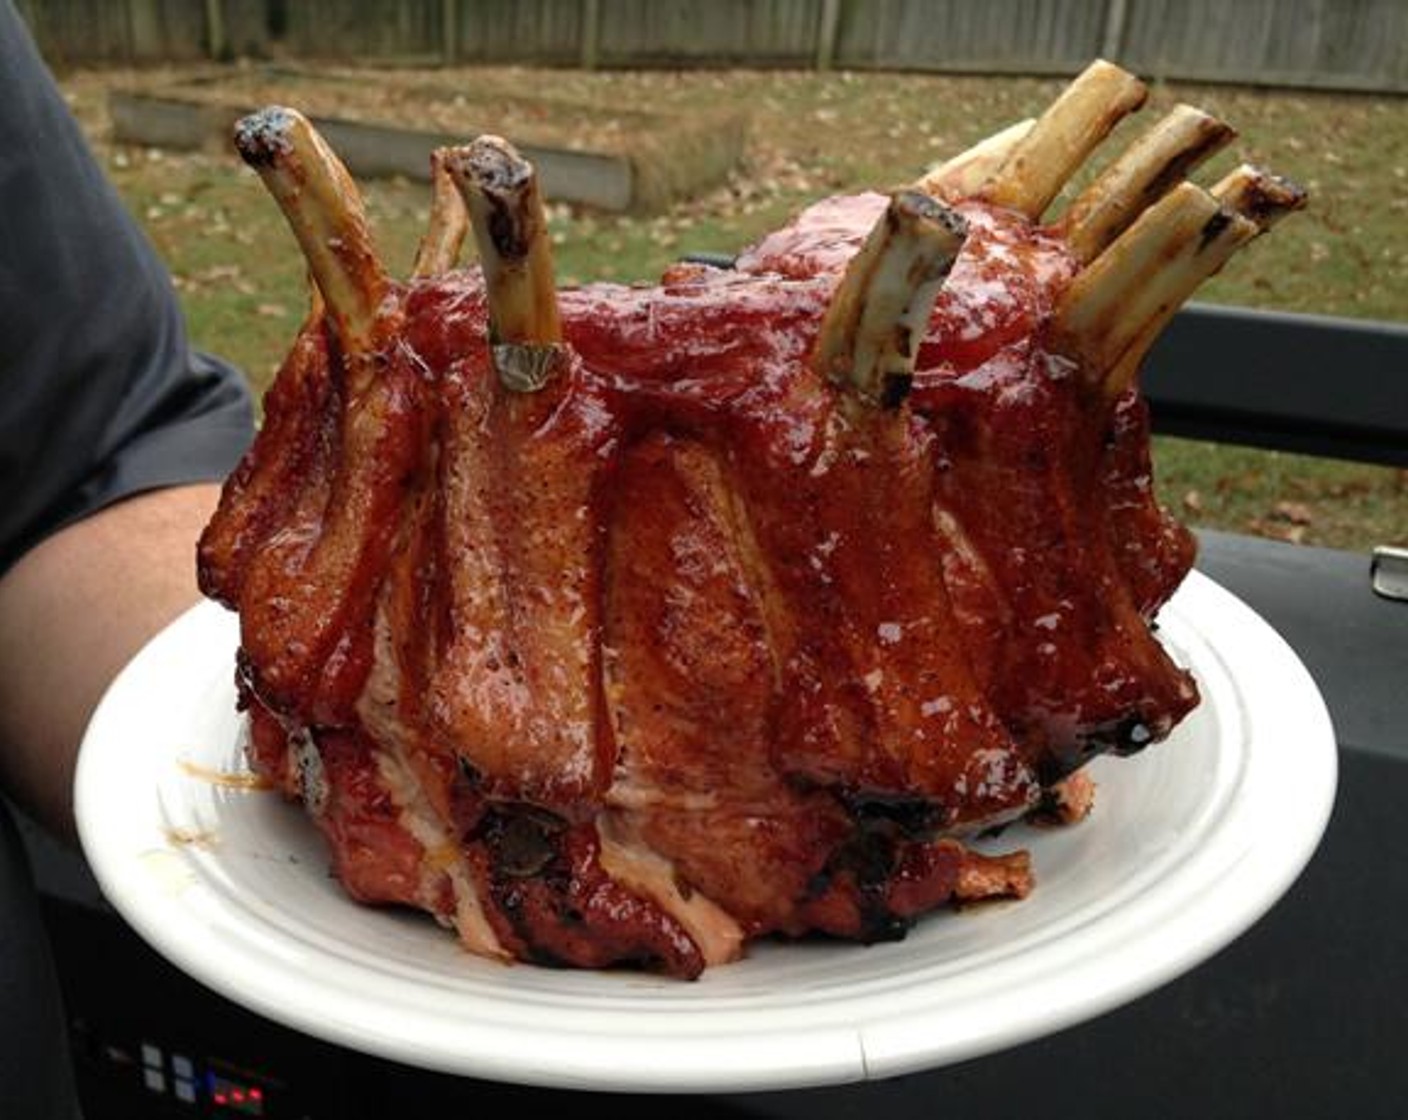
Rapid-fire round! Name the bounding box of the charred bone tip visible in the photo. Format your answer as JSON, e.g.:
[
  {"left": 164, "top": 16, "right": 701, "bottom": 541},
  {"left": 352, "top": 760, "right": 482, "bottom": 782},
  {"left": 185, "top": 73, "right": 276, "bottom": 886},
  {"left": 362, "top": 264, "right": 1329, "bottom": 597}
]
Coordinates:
[
  {"left": 445, "top": 135, "right": 563, "bottom": 357},
  {"left": 815, "top": 189, "right": 968, "bottom": 408},
  {"left": 1058, "top": 180, "right": 1265, "bottom": 397},
  {"left": 1212, "top": 164, "right": 1309, "bottom": 230},
  {"left": 1087, "top": 164, "right": 1306, "bottom": 398},
  {"left": 233, "top": 105, "right": 389, "bottom": 362},
  {"left": 233, "top": 105, "right": 298, "bottom": 168},
  {"left": 447, "top": 135, "right": 542, "bottom": 263},
  {"left": 462, "top": 134, "right": 534, "bottom": 196},
  {"left": 897, "top": 188, "right": 969, "bottom": 241}
]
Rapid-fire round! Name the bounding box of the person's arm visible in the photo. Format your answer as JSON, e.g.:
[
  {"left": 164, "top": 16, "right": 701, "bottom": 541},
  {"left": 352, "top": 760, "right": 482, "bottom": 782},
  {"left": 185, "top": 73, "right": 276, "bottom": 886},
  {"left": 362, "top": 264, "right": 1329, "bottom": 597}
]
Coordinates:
[
  {"left": 0, "top": 484, "right": 221, "bottom": 841},
  {"left": 0, "top": 3, "right": 254, "bottom": 840}
]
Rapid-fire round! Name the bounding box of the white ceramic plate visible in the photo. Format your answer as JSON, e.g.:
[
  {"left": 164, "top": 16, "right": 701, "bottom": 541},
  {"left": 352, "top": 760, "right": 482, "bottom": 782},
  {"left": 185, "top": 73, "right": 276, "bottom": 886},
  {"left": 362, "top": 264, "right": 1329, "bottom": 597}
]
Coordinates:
[{"left": 75, "top": 572, "right": 1336, "bottom": 1093}]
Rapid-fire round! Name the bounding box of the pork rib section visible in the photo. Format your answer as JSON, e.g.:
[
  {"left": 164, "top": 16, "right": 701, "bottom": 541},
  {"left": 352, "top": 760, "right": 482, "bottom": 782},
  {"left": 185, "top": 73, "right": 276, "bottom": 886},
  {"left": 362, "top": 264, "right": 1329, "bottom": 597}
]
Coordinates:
[{"left": 199, "top": 62, "right": 1304, "bottom": 977}]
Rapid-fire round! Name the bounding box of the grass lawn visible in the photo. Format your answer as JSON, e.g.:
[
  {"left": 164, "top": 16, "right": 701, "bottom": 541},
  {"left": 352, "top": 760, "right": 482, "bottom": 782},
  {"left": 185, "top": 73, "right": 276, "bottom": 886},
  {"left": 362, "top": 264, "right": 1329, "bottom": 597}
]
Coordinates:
[{"left": 56, "top": 64, "right": 1408, "bottom": 553}]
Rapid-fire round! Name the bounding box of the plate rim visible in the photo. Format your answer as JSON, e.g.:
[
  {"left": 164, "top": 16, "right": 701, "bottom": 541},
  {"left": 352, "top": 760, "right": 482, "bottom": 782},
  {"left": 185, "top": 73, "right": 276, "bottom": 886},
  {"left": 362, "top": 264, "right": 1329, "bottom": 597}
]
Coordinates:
[{"left": 74, "top": 570, "right": 1337, "bottom": 1093}]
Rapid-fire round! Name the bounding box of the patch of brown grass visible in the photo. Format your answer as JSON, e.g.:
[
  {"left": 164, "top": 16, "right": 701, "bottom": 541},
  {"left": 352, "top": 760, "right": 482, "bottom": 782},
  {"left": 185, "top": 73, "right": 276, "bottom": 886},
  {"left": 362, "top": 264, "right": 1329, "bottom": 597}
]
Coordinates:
[{"left": 56, "top": 64, "right": 1408, "bottom": 552}]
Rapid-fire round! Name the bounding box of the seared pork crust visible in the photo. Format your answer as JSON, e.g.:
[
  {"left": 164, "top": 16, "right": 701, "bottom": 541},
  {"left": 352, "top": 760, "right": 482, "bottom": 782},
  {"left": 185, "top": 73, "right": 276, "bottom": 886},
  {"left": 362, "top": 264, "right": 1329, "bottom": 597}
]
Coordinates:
[{"left": 200, "top": 61, "right": 1303, "bottom": 976}]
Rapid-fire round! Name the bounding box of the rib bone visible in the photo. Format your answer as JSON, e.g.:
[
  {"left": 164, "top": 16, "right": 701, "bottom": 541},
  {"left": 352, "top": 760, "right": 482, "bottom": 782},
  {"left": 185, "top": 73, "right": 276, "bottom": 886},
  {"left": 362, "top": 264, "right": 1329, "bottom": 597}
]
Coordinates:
[
  {"left": 233, "top": 107, "right": 389, "bottom": 356},
  {"left": 1211, "top": 164, "right": 1309, "bottom": 232},
  {"left": 813, "top": 190, "right": 968, "bottom": 408},
  {"left": 412, "top": 148, "right": 470, "bottom": 278},
  {"left": 917, "top": 118, "right": 1034, "bottom": 200},
  {"left": 1097, "top": 164, "right": 1309, "bottom": 395},
  {"left": 445, "top": 135, "right": 562, "bottom": 350},
  {"left": 1059, "top": 104, "right": 1236, "bottom": 264},
  {"left": 979, "top": 59, "right": 1149, "bottom": 220},
  {"left": 1053, "top": 182, "right": 1258, "bottom": 396}
]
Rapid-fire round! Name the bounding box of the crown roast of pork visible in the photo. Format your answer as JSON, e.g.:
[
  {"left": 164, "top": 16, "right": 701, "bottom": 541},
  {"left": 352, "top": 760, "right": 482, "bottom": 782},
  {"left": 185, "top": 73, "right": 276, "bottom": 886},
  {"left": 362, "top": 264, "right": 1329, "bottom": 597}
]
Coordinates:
[{"left": 198, "top": 60, "right": 1305, "bottom": 978}]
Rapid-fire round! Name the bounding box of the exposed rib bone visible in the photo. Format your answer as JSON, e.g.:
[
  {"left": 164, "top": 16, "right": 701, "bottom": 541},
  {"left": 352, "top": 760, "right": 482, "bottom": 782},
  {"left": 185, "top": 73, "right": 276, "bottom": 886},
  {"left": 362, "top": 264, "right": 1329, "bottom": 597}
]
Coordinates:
[
  {"left": 1095, "top": 164, "right": 1310, "bottom": 395},
  {"left": 980, "top": 59, "right": 1149, "bottom": 220},
  {"left": 445, "top": 135, "right": 562, "bottom": 350},
  {"left": 812, "top": 190, "right": 968, "bottom": 408},
  {"left": 1211, "top": 164, "right": 1309, "bottom": 232},
  {"left": 1053, "top": 182, "right": 1258, "bottom": 396},
  {"left": 412, "top": 148, "right": 470, "bottom": 278},
  {"left": 1059, "top": 104, "right": 1236, "bottom": 264},
  {"left": 233, "top": 107, "right": 389, "bottom": 355},
  {"left": 917, "top": 117, "right": 1034, "bottom": 200}
]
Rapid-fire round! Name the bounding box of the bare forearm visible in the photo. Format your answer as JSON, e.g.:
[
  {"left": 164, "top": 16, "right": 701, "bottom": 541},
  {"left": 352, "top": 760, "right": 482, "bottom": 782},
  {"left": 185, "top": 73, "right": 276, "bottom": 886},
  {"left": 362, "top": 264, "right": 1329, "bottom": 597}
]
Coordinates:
[{"left": 0, "top": 484, "right": 221, "bottom": 842}]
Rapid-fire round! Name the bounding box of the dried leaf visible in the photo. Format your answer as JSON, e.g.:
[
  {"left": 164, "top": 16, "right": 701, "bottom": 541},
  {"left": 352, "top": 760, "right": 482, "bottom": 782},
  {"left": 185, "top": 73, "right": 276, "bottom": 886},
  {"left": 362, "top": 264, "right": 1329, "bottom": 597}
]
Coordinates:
[
  {"left": 1273, "top": 500, "right": 1314, "bottom": 526},
  {"left": 1246, "top": 517, "right": 1307, "bottom": 545}
]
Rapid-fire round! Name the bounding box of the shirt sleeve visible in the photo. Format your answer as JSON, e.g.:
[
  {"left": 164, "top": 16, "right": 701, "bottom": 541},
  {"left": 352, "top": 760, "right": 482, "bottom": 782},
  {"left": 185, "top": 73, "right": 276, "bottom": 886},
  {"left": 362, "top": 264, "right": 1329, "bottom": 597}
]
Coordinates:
[{"left": 0, "top": 1, "right": 254, "bottom": 577}]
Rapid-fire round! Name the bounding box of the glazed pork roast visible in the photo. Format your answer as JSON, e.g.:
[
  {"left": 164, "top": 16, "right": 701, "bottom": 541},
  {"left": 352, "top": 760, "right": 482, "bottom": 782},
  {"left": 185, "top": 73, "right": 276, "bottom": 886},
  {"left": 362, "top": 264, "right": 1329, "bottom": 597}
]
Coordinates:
[{"left": 197, "top": 61, "right": 1304, "bottom": 977}]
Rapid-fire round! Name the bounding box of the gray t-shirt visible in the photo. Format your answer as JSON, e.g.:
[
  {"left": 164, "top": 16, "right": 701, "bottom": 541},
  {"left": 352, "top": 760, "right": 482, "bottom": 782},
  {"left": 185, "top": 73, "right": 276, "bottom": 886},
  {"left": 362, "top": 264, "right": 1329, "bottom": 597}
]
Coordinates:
[{"left": 0, "top": 3, "right": 253, "bottom": 577}]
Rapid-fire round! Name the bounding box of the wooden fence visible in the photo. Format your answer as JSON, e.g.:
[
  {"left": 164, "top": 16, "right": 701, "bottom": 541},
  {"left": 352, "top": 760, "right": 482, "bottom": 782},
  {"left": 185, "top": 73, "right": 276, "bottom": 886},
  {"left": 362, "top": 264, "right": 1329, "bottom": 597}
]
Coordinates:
[{"left": 18, "top": 0, "right": 1408, "bottom": 93}]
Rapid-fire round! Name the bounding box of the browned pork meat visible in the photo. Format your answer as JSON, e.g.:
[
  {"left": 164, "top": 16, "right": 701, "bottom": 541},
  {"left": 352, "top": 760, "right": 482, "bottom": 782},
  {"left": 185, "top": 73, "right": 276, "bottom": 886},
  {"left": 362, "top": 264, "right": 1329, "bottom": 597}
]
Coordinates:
[{"left": 198, "top": 60, "right": 1304, "bottom": 977}]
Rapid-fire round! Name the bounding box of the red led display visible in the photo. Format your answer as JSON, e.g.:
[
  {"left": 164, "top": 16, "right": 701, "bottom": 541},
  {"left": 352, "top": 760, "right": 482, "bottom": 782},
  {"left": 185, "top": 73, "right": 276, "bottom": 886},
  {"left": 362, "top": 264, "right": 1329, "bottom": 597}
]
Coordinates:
[{"left": 209, "top": 1074, "right": 265, "bottom": 1115}]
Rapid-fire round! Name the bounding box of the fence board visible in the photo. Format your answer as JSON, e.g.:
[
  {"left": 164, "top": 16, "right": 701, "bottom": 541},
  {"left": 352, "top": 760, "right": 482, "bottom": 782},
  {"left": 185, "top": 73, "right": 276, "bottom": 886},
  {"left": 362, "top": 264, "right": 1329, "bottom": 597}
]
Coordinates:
[
  {"left": 18, "top": 0, "right": 1408, "bottom": 92},
  {"left": 450, "top": 0, "right": 583, "bottom": 64},
  {"left": 833, "top": 0, "right": 1108, "bottom": 75},
  {"left": 595, "top": 0, "right": 822, "bottom": 66},
  {"left": 1119, "top": 0, "right": 1408, "bottom": 90},
  {"left": 281, "top": 0, "right": 441, "bottom": 60},
  {"left": 219, "top": 0, "right": 276, "bottom": 60}
]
